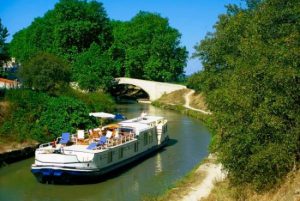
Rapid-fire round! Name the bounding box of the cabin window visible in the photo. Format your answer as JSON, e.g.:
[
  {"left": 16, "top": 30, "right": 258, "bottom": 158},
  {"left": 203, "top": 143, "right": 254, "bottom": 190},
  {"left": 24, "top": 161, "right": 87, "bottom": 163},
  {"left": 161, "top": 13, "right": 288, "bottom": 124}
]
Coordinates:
[
  {"left": 134, "top": 142, "right": 139, "bottom": 152},
  {"left": 144, "top": 132, "right": 149, "bottom": 146},
  {"left": 149, "top": 132, "right": 153, "bottom": 143},
  {"left": 107, "top": 151, "right": 113, "bottom": 163},
  {"left": 120, "top": 127, "right": 133, "bottom": 134},
  {"left": 119, "top": 147, "right": 124, "bottom": 159}
]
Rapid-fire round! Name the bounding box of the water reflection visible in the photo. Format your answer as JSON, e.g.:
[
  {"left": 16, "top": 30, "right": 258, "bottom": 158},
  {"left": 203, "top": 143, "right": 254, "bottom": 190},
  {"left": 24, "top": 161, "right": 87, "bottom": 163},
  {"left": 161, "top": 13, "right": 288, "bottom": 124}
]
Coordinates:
[
  {"left": 132, "top": 179, "right": 140, "bottom": 193},
  {"left": 155, "top": 154, "right": 162, "bottom": 176}
]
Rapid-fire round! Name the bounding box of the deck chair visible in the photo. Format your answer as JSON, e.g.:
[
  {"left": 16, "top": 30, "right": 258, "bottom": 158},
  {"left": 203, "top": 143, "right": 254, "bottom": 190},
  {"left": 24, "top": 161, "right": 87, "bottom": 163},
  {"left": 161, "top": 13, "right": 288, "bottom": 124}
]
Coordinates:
[
  {"left": 76, "top": 130, "right": 85, "bottom": 144},
  {"left": 86, "top": 142, "right": 97, "bottom": 150},
  {"left": 86, "top": 136, "right": 107, "bottom": 150},
  {"left": 106, "top": 130, "right": 113, "bottom": 138},
  {"left": 106, "top": 131, "right": 113, "bottom": 144},
  {"left": 96, "top": 136, "right": 107, "bottom": 149},
  {"left": 77, "top": 130, "right": 84, "bottom": 139},
  {"left": 59, "top": 132, "right": 70, "bottom": 144},
  {"left": 98, "top": 136, "right": 107, "bottom": 146}
]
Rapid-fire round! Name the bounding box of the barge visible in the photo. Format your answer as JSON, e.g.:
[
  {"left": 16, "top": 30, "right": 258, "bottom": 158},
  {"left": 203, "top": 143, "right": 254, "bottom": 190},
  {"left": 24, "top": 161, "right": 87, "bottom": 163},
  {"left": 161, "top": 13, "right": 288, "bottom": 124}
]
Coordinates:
[{"left": 31, "top": 115, "right": 168, "bottom": 183}]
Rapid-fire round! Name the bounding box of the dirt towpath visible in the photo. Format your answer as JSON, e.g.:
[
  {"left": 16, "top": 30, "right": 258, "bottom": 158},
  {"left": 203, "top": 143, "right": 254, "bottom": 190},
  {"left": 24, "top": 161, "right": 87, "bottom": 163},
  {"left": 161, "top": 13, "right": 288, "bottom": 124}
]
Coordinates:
[
  {"left": 181, "top": 156, "right": 226, "bottom": 201},
  {"left": 183, "top": 90, "right": 211, "bottom": 115}
]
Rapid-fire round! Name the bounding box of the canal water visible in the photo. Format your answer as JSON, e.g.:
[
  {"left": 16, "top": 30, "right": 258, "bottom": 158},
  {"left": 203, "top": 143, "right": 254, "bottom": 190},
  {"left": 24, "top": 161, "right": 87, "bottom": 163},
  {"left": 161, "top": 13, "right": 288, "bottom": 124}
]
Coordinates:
[{"left": 0, "top": 103, "right": 211, "bottom": 201}]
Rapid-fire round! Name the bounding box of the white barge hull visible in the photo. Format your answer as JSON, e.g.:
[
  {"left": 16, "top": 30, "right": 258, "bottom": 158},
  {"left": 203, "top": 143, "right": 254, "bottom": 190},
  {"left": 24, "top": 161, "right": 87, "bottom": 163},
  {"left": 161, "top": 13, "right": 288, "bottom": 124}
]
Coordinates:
[
  {"left": 31, "top": 138, "right": 168, "bottom": 183},
  {"left": 31, "top": 115, "right": 169, "bottom": 183}
]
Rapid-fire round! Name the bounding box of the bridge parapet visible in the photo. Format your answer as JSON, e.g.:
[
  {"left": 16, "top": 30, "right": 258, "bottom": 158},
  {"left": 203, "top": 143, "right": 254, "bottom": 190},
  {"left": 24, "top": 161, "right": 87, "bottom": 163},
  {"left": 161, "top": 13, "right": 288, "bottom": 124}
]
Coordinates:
[{"left": 115, "top": 77, "right": 186, "bottom": 101}]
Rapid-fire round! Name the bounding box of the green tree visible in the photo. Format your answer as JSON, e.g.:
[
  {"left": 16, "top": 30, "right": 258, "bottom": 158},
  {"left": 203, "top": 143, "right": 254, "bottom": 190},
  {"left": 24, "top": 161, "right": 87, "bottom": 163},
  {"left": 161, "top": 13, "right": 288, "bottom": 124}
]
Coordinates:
[
  {"left": 9, "top": 0, "right": 112, "bottom": 62},
  {"left": 19, "top": 52, "right": 70, "bottom": 94},
  {"left": 51, "top": 0, "right": 112, "bottom": 61},
  {"left": 72, "top": 43, "right": 116, "bottom": 91},
  {"left": 0, "top": 19, "right": 8, "bottom": 47},
  {"left": 112, "top": 12, "right": 188, "bottom": 82},
  {"left": 191, "top": 0, "right": 300, "bottom": 190},
  {"left": 0, "top": 18, "right": 9, "bottom": 75}
]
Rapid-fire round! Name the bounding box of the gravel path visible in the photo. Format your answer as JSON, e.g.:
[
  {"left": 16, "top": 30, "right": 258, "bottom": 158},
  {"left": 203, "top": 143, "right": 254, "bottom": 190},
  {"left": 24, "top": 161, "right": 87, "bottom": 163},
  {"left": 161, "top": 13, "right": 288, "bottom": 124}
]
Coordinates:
[
  {"left": 181, "top": 162, "right": 226, "bottom": 201},
  {"left": 181, "top": 91, "right": 223, "bottom": 201},
  {"left": 183, "top": 90, "right": 211, "bottom": 115}
]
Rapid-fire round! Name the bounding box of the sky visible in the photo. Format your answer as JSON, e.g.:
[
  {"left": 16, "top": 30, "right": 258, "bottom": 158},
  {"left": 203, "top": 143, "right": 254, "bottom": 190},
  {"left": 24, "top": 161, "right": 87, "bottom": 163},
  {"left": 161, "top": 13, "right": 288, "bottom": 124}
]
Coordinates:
[{"left": 0, "top": 0, "right": 243, "bottom": 75}]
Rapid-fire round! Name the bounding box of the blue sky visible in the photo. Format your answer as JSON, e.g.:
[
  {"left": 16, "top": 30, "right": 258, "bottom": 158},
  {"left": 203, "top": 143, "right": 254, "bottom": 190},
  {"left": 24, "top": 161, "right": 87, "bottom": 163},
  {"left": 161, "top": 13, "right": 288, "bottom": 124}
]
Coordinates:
[{"left": 0, "top": 0, "right": 243, "bottom": 75}]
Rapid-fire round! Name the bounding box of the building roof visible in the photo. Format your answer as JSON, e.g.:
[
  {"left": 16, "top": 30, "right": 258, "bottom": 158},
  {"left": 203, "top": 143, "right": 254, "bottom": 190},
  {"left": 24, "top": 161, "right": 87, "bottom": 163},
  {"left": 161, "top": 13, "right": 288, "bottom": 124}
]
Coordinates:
[{"left": 0, "top": 78, "right": 17, "bottom": 84}]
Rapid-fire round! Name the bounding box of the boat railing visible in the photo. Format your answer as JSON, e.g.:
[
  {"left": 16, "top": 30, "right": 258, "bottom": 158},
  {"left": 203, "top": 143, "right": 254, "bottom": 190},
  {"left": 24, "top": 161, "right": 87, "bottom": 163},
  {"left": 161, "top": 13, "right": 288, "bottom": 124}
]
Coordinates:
[
  {"left": 37, "top": 131, "right": 137, "bottom": 152},
  {"left": 105, "top": 132, "right": 135, "bottom": 148}
]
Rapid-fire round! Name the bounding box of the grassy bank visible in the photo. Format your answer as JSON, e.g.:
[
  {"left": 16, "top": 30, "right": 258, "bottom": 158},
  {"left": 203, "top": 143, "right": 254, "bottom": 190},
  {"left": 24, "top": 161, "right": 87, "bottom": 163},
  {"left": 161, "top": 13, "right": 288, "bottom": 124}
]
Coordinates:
[
  {"left": 152, "top": 88, "right": 213, "bottom": 136},
  {"left": 142, "top": 160, "right": 207, "bottom": 201},
  {"left": 151, "top": 89, "right": 211, "bottom": 124},
  {"left": 203, "top": 169, "right": 300, "bottom": 201},
  {"left": 0, "top": 138, "right": 38, "bottom": 154},
  {"left": 152, "top": 101, "right": 211, "bottom": 124}
]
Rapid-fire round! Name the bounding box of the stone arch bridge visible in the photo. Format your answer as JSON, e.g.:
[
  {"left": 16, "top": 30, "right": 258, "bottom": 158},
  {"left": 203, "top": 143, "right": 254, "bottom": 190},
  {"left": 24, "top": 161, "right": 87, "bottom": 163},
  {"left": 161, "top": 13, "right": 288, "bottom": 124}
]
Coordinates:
[{"left": 116, "top": 77, "right": 186, "bottom": 101}]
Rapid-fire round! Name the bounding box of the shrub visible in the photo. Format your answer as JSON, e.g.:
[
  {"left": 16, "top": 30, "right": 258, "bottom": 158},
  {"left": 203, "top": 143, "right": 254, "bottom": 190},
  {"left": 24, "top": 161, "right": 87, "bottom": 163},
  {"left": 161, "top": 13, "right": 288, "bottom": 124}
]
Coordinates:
[{"left": 0, "top": 89, "right": 97, "bottom": 142}]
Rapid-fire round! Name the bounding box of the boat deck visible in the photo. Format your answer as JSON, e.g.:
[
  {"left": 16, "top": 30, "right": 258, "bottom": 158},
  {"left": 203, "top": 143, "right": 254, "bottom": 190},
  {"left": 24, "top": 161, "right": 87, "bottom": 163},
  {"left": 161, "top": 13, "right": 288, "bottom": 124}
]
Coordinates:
[
  {"left": 55, "top": 138, "right": 137, "bottom": 154},
  {"left": 37, "top": 115, "right": 166, "bottom": 154}
]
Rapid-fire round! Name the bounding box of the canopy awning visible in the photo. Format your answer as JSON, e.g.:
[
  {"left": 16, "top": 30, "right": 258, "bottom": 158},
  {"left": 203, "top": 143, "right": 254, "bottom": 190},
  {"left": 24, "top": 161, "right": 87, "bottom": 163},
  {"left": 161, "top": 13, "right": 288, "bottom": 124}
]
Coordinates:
[{"left": 89, "top": 112, "right": 115, "bottom": 119}]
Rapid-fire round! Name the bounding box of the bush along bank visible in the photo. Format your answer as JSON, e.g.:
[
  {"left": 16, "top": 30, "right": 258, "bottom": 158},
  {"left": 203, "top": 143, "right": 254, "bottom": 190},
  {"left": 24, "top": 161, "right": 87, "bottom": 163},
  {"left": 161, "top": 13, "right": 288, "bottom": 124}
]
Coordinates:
[{"left": 0, "top": 89, "right": 115, "bottom": 146}]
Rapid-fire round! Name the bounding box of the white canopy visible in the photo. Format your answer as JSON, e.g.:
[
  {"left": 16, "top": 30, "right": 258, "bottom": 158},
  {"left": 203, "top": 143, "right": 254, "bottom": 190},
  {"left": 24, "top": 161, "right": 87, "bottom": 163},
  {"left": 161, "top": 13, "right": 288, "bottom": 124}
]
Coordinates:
[{"left": 89, "top": 112, "right": 115, "bottom": 118}]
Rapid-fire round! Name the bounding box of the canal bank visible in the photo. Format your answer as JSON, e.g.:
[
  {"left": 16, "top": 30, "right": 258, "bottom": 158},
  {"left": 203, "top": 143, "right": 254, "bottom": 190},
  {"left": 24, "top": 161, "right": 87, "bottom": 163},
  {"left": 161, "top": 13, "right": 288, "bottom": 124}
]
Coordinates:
[
  {"left": 152, "top": 89, "right": 212, "bottom": 124},
  {"left": 148, "top": 89, "right": 224, "bottom": 201},
  {"left": 0, "top": 142, "right": 38, "bottom": 167},
  {"left": 143, "top": 155, "right": 226, "bottom": 201}
]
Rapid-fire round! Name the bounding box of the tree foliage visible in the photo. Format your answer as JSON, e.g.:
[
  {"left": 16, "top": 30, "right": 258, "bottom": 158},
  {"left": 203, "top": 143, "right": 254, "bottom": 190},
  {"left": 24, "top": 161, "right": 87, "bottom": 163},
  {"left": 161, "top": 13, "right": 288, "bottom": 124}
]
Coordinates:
[
  {"left": 72, "top": 43, "right": 116, "bottom": 91},
  {"left": 72, "top": 11, "right": 188, "bottom": 91},
  {"left": 111, "top": 12, "right": 188, "bottom": 82},
  {"left": 59, "top": 87, "right": 115, "bottom": 112},
  {"left": 0, "top": 19, "right": 8, "bottom": 48},
  {"left": 9, "top": 0, "right": 112, "bottom": 62},
  {"left": 190, "top": 0, "right": 300, "bottom": 190},
  {"left": 19, "top": 52, "right": 70, "bottom": 94},
  {"left": 9, "top": 1, "right": 187, "bottom": 91},
  {"left": 0, "top": 18, "right": 9, "bottom": 73}
]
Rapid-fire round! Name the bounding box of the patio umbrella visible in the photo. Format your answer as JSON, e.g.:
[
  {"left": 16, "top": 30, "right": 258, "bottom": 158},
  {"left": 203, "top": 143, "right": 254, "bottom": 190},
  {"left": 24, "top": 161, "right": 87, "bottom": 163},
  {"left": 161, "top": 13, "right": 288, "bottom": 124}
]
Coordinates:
[
  {"left": 89, "top": 112, "right": 115, "bottom": 119},
  {"left": 89, "top": 112, "right": 115, "bottom": 126}
]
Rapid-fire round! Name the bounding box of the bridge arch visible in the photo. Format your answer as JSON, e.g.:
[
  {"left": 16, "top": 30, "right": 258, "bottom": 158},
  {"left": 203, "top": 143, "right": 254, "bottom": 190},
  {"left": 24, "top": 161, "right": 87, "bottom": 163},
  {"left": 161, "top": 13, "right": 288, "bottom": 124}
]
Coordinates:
[{"left": 115, "top": 77, "right": 186, "bottom": 101}]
